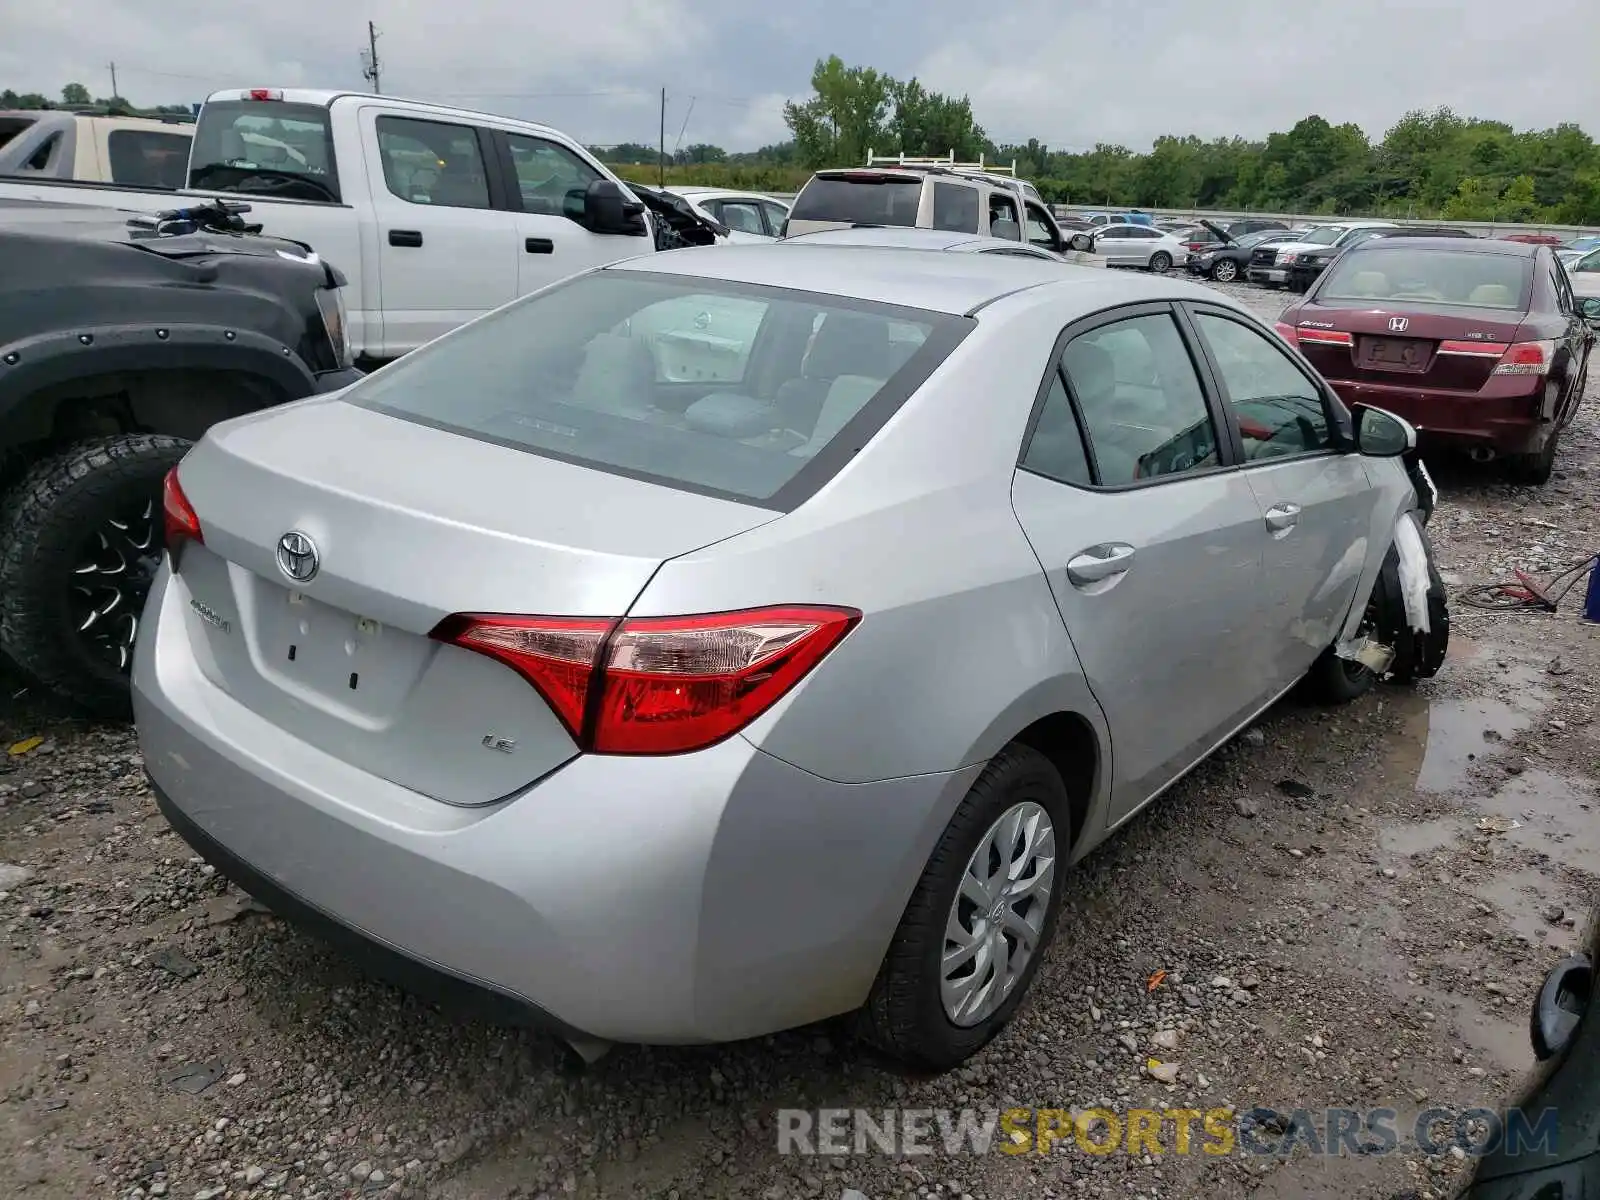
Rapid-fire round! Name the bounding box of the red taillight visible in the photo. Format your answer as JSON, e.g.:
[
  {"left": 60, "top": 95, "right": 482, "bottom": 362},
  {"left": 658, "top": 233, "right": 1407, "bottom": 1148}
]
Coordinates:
[
  {"left": 161, "top": 467, "right": 203, "bottom": 555},
  {"left": 432, "top": 605, "right": 861, "bottom": 756},
  {"left": 1185, "top": 240, "right": 1208, "bottom": 251},
  {"left": 1273, "top": 321, "right": 1299, "bottom": 346},
  {"left": 245, "top": 89, "right": 284, "bottom": 101},
  {"left": 1492, "top": 340, "right": 1556, "bottom": 376}
]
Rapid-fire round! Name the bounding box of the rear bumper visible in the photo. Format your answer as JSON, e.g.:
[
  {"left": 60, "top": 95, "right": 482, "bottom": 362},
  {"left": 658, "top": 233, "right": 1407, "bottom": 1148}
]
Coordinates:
[
  {"left": 1325, "top": 379, "right": 1546, "bottom": 453},
  {"left": 132, "top": 564, "right": 968, "bottom": 1045},
  {"left": 1248, "top": 266, "right": 1287, "bottom": 284}
]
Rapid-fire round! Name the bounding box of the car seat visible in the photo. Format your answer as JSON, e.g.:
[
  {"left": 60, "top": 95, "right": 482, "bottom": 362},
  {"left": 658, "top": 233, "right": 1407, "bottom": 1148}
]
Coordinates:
[
  {"left": 990, "top": 217, "right": 1022, "bottom": 242},
  {"left": 1062, "top": 341, "right": 1139, "bottom": 483},
  {"left": 1346, "top": 271, "right": 1391, "bottom": 298},
  {"left": 571, "top": 333, "right": 658, "bottom": 417},
  {"left": 1468, "top": 284, "right": 1514, "bottom": 306},
  {"left": 774, "top": 314, "right": 893, "bottom": 437}
]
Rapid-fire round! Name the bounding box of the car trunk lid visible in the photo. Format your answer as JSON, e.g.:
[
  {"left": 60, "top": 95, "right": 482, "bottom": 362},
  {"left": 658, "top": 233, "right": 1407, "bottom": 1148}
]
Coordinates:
[
  {"left": 1290, "top": 300, "right": 1529, "bottom": 392},
  {"left": 171, "top": 399, "right": 780, "bottom": 805}
]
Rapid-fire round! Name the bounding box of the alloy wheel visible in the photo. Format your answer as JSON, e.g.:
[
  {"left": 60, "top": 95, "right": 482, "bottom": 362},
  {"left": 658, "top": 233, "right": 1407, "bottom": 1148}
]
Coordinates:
[
  {"left": 1214, "top": 259, "right": 1238, "bottom": 282},
  {"left": 941, "top": 800, "right": 1058, "bottom": 1027},
  {"left": 69, "top": 494, "right": 161, "bottom": 673}
]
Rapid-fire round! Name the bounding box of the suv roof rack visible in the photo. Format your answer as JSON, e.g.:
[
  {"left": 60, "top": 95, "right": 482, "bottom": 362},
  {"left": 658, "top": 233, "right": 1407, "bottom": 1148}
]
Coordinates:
[{"left": 865, "top": 150, "right": 1018, "bottom": 176}]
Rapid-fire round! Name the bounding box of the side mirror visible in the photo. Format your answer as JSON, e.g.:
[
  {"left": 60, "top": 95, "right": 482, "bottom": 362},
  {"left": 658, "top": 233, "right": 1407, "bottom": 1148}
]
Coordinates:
[
  {"left": 1352, "top": 404, "right": 1416, "bottom": 457},
  {"left": 1580, "top": 297, "right": 1600, "bottom": 328},
  {"left": 579, "top": 179, "right": 645, "bottom": 235},
  {"left": 1070, "top": 232, "right": 1094, "bottom": 253}
]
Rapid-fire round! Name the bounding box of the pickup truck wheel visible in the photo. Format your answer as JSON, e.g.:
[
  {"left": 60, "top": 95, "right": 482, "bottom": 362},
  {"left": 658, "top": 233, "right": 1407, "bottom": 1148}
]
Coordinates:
[
  {"left": 0, "top": 434, "right": 192, "bottom": 716},
  {"left": 1210, "top": 259, "right": 1239, "bottom": 282}
]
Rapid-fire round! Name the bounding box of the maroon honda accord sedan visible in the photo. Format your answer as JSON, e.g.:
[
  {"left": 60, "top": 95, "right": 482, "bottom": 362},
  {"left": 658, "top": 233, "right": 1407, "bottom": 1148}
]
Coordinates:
[{"left": 1275, "top": 238, "right": 1594, "bottom": 485}]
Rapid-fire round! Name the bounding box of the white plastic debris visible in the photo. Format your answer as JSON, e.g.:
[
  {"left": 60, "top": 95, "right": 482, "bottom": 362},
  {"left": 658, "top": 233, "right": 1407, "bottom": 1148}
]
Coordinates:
[{"left": 1393, "top": 513, "right": 1432, "bottom": 635}]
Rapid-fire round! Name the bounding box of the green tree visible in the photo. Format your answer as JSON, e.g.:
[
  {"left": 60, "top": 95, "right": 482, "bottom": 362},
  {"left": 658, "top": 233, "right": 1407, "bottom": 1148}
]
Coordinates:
[
  {"left": 61, "top": 82, "right": 90, "bottom": 105},
  {"left": 783, "top": 56, "right": 893, "bottom": 169}
]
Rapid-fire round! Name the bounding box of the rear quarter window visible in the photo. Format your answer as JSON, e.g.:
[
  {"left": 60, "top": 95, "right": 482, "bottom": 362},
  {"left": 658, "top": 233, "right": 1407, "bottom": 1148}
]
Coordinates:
[{"left": 346, "top": 271, "right": 972, "bottom": 509}]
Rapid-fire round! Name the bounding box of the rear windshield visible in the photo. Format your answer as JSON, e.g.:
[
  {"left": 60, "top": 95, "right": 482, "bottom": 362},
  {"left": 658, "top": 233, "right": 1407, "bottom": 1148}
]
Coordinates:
[
  {"left": 347, "top": 270, "right": 970, "bottom": 509},
  {"left": 1299, "top": 227, "right": 1344, "bottom": 246},
  {"left": 1321, "top": 248, "right": 1533, "bottom": 309},
  {"left": 790, "top": 175, "right": 920, "bottom": 227},
  {"left": 188, "top": 100, "right": 339, "bottom": 202},
  {"left": 107, "top": 129, "right": 190, "bottom": 189}
]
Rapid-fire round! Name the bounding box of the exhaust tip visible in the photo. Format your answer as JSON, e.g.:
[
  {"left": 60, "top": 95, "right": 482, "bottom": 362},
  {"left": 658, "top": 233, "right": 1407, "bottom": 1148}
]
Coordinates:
[{"left": 1469, "top": 446, "right": 1496, "bottom": 463}]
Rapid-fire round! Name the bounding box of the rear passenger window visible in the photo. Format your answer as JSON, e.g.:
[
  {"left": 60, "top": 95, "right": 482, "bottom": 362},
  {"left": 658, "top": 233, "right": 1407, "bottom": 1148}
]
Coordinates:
[
  {"left": 989, "top": 193, "right": 1020, "bottom": 239},
  {"left": 932, "top": 182, "right": 979, "bottom": 233},
  {"left": 1021, "top": 374, "right": 1092, "bottom": 485},
  {"left": 1194, "top": 313, "right": 1332, "bottom": 461},
  {"left": 376, "top": 116, "right": 491, "bottom": 210},
  {"left": 1061, "top": 315, "right": 1218, "bottom": 485}
]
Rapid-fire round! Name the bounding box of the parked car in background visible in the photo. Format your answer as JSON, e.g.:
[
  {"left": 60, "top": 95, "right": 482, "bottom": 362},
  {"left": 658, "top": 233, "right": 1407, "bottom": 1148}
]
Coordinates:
[
  {"left": 1247, "top": 221, "right": 1394, "bottom": 287},
  {"left": 1226, "top": 218, "right": 1290, "bottom": 237},
  {"left": 1561, "top": 234, "right": 1600, "bottom": 255},
  {"left": 1501, "top": 232, "right": 1563, "bottom": 246},
  {"left": 784, "top": 165, "right": 1070, "bottom": 253},
  {"left": 0, "top": 198, "right": 362, "bottom": 713},
  {"left": 664, "top": 186, "right": 789, "bottom": 241},
  {"left": 1187, "top": 227, "right": 1303, "bottom": 282},
  {"left": 134, "top": 243, "right": 1448, "bottom": 1073},
  {"left": 0, "top": 109, "right": 194, "bottom": 188},
  {"left": 1276, "top": 238, "right": 1594, "bottom": 485},
  {"left": 779, "top": 225, "right": 1104, "bottom": 265},
  {"left": 1089, "top": 222, "right": 1186, "bottom": 271},
  {"left": 1567, "top": 245, "right": 1600, "bottom": 299},
  {"left": 0, "top": 89, "right": 726, "bottom": 361},
  {"left": 1285, "top": 225, "right": 1474, "bottom": 292}
]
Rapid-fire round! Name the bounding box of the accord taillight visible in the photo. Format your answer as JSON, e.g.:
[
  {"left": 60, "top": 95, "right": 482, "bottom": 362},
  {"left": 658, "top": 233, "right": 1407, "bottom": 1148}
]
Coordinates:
[
  {"left": 1492, "top": 339, "right": 1557, "bottom": 376},
  {"left": 432, "top": 605, "right": 861, "bottom": 755}
]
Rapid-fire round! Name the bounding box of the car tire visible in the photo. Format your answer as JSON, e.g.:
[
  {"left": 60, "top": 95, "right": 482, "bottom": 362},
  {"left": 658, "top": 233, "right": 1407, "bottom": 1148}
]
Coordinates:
[
  {"left": 1505, "top": 426, "right": 1559, "bottom": 487},
  {"left": 861, "top": 744, "right": 1070, "bottom": 1071},
  {"left": 0, "top": 433, "right": 192, "bottom": 716},
  {"left": 1210, "top": 259, "right": 1240, "bottom": 282},
  {"left": 1148, "top": 251, "right": 1172, "bottom": 273}
]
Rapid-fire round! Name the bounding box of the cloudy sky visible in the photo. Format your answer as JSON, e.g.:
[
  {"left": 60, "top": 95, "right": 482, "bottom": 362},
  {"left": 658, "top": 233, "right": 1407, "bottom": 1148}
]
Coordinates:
[{"left": 4, "top": 0, "right": 1593, "bottom": 153}]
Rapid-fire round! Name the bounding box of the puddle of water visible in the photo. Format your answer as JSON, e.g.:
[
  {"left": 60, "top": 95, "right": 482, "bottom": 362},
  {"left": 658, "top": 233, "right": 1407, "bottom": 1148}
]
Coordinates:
[
  {"left": 1379, "top": 815, "right": 1466, "bottom": 858},
  {"left": 1491, "top": 769, "right": 1600, "bottom": 877},
  {"left": 1473, "top": 865, "right": 1581, "bottom": 953},
  {"left": 1378, "top": 638, "right": 1552, "bottom": 795}
]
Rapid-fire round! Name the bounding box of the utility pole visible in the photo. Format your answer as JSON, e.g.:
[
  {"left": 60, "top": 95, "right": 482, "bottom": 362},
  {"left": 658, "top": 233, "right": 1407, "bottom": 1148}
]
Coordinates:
[
  {"left": 108, "top": 61, "right": 118, "bottom": 99},
  {"left": 361, "top": 22, "right": 382, "bottom": 94},
  {"left": 658, "top": 87, "right": 666, "bottom": 185}
]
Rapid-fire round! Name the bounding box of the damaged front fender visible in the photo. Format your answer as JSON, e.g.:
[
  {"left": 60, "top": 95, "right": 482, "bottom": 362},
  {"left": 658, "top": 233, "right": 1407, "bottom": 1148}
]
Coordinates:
[{"left": 1337, "top": 509, "right": 1450, "bottom": 683}]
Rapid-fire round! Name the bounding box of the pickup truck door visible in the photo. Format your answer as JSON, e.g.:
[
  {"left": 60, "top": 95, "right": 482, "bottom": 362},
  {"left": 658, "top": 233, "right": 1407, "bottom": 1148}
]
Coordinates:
[
  {"left": 493, "top": 130, "right": 656, "bottom": 296},
  {"left": 359, "top": 107, "right": 520, "bottom": 356}
]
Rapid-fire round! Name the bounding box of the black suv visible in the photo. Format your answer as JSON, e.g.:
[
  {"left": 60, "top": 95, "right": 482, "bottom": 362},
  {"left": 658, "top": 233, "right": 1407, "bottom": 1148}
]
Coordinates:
[{"left": 0, "top": 199, "right": 362, "bottom": 713}]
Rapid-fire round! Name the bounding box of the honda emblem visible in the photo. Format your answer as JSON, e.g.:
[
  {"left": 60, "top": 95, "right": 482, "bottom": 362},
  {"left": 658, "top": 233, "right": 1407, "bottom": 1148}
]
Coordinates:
[{"left": 1388, "top": 316, "right": 1409, "bottom": 333}]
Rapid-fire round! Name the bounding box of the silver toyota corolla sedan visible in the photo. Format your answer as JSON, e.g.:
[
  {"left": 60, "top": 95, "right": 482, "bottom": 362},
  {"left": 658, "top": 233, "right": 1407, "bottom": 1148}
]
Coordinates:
[{"left": 134, "top": 244, "right": 1449, "bottom": 1070}]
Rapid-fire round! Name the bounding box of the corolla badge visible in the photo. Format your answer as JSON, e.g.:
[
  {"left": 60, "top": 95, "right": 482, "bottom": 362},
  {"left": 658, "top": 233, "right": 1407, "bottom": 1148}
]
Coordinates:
[
  {"left": 1388, "top": 316, "right": 1409, "bottom": 333},
  {"left": 275, "top": 531, "right": 320, "bottom": 583}
]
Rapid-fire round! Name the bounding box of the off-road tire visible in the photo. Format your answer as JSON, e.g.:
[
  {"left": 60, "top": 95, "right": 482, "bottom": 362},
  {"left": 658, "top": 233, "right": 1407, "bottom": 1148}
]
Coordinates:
[
  {"left": 860, "top": 744, "right": 1070, "bottom": 1071},
  {"left": 0, "top": 434, "right": 192, "bottom": 716}
]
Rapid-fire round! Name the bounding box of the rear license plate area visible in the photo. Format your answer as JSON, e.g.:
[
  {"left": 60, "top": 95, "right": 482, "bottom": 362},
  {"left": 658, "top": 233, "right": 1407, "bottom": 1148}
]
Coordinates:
[
  {"left": 252, "top": 579, "right": 427, "bottom": 707},
  {"left": 1359, "top": 337, "right": 1432, "bottom": 373}
]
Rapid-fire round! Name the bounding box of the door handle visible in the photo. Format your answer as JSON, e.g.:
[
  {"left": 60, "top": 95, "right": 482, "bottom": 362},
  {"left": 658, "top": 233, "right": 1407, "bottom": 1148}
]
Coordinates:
[
  {"left": 1264, "top": 502, "right": 1301, "bottom": 532},
  {"left": 524, "top": 237, "right": 554, "bottom": 254},
  {"left": 1066, "top": 543, "right": 1136, "bottom": 586},
  {"left": 388, "top": 229, "right": 423, "bottom": 248}
]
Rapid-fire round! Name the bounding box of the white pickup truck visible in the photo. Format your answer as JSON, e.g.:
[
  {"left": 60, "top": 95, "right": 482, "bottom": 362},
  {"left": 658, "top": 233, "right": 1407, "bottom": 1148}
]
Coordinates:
[{"left": 0, "top": 89, "right": 720, "bottom": 360}]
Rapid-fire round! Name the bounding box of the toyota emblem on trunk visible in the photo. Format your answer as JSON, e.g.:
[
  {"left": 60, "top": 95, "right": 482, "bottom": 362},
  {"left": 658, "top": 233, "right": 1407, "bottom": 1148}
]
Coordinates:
[
  {"left": 276, "top": 531, "right": 320, "bottom": 583},
  {"left": 1388, "top": 316, "right": 1409, "bottom": 332}
]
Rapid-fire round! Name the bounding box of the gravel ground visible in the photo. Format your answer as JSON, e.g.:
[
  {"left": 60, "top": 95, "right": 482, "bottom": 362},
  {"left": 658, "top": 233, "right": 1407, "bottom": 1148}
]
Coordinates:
[{"left": 3, "top": 274, "right": 1598, "bottom": 1200}]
